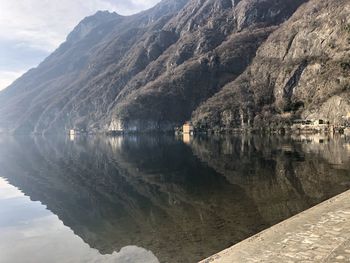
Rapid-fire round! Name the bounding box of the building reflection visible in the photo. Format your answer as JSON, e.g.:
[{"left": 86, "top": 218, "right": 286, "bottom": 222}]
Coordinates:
[{"left": 182, "top": 133, "right": 192, "bottom": 144}]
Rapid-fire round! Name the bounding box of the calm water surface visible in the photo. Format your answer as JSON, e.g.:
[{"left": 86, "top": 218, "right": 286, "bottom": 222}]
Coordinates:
[{"left": 1, "top": 134, "right": 350, "bottom": 263}]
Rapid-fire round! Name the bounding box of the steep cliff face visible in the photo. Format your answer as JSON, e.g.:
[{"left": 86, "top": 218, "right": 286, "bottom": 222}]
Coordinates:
[
  {"left": 105, "top": 0, "right": 307, "bottom": 131},
  {"left": 0, "top": 0, "right": 307, "bottom": 134},
  {"left": 192, "top": 0, "right": 350, "bottom": 130},
  {"left": 0, "top": 0, "right": 189, "bottom": 133}
]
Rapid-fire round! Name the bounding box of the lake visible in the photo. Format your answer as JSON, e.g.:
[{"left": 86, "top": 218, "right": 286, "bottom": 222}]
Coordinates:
[{"left": 0, "top": 134, "right": 350, "bottom": 263}]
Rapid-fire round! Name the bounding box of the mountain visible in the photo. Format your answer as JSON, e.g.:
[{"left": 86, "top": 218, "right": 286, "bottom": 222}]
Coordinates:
[
  {"left": 192, "top": 0, "right": 350, "bottom": 131},
  {"left": 1, "top": 0, "right": 342, "bottom": 134}
]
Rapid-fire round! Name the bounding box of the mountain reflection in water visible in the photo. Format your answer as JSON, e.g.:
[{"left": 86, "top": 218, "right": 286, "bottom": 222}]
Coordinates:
[{"left": 0, "top": 134, "right": 350, "bottom": 263}]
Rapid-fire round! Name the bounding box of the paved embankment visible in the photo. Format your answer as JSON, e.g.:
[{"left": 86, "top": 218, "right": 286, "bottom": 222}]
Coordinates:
[{"left": 200, "top": 190, "right": 350, "bottom": 263}]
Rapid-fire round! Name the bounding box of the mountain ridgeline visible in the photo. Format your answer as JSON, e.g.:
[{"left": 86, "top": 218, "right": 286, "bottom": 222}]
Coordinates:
[{"left": 0, "top": 0, "right": 348, "bottom": 134}]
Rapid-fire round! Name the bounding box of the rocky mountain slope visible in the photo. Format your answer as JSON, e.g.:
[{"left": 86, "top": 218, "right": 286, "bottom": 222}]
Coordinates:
[
  {"left": 0, "top": 0, "right": 308, "bottom": 134},
  {"left": 192, "top": 0, "right": 350, "bottom": 131}
]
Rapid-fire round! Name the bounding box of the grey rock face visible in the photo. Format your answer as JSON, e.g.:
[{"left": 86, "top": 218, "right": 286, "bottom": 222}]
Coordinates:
[
  {"left": 0, "top": 0, "right": 307, "bottom": 133},
  {"left": 193, "top": 0, "right": 350, "bottom": 130},
  {"left": 107, "top": 0, "right": 307, "bottom": 132}
]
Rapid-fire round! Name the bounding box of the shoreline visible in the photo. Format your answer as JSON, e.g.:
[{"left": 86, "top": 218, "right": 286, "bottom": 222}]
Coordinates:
[{"left": 200, "top": 189, "right": 350, "bottom": 262}]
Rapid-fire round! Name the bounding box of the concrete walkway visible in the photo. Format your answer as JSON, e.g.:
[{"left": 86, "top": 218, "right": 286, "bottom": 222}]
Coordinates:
[{"left": 200, "top": 190, "right": 350, "bottom": 263}]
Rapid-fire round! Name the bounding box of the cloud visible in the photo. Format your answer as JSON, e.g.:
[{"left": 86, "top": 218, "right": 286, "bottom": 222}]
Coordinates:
[
  {"left": 0, "top": 70, "right": 25, "bottom": 91},
  {"left": 106, "top": 0, "right": 162, "bottom": 15},
  {"left": 0, "top": 39, "right": 48, "bottom": 70},
  {"left": 0, "top": 0, "right": 161, "bottom": 90},
  {"left": 0, "top": 0, "right": 160, "bottom": 52}
]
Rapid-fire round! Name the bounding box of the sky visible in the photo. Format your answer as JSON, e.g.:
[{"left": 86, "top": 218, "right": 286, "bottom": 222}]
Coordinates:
[{"left": 0, "top": 0, "right": 161, "bottom": 91}]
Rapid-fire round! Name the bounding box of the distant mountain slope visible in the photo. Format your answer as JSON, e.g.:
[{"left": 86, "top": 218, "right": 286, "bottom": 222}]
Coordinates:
[
  {"left": 0, "top": 0, "right": 307, "bottom": 134},
  {"left": 192, "top": 0, "right": 350, "bottom": 131},
  {"left": 0, "top": 0, "right": 188, "bottom": 133}
]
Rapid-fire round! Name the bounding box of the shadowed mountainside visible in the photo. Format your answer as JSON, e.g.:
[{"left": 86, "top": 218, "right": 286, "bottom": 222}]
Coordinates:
[{"left": 0, "top": 0, "right": 307, "bottom": 134}]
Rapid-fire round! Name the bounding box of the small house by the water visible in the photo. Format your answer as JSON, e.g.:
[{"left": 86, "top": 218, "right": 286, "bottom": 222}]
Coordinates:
[
  {"left": 291, "top": 118, "right": 330, "bottom": 134},
  {"left": 313, "top": 119, "right": 328, "bottom": 125},
  {"left": 69, "top": 129, "right": 76, "bottom": 141},
  {"left": 183, "top": 122, "right": 194, "bottom": 135}
]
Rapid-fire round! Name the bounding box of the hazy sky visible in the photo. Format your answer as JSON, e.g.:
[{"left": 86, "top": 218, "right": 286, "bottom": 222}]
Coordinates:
[{"left": 0, "top": 0, "right": 161, "bottom": 90}]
